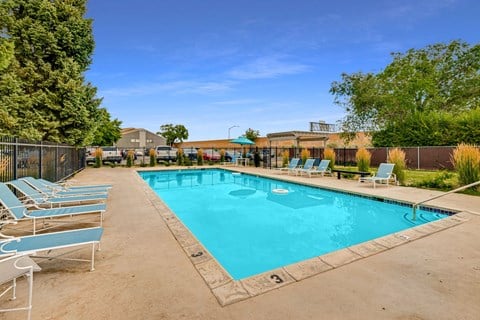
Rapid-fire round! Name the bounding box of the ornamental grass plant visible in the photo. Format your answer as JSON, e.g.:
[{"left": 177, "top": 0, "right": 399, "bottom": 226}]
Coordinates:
[
  {"left": 387, "top": 148, "right": 406, "bottom": 184},
  {"left": 149, "top": 148, "right": 156, "bottom": 167},
  {"left": 282, "top": 150, "right": 289, "bottom": 167},
  {"left": 356, "top": 148, "right": 371, "bottom": 172},
  {"left": 220, "top": 149, "right": 225, "bottom": 163},
  {"left": 177, "top": 148, "right": 184, "bottom": 165},
  {"left": 300, "top": 149, "right": 310, "bottom": 165},
  {"left": 324, "top": 148, "right": 336, "bottom": 171},
  {"left": 126, "top": 150, "right": 135, "bottom": 167},
  {"left": 452, "top": 143, "right": 480, "bottom": 190},
  {"left": 94, "top": 147, "right": 103, "bottom": 168},
  {"left": 197, "top": 149, "right": 203, "bottom": 165}
]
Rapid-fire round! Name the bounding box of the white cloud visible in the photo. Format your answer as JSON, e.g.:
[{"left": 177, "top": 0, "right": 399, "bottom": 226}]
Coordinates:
[
  {"left": 228, "top": 56, "right": 311, "bottom": 80},
  {"left": 101, "top": 80, "right": 234, "bottom": 97}
]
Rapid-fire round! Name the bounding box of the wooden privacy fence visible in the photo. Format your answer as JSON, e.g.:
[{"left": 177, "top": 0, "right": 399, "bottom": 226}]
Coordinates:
[{"left": 0, "top": 136, "right": 86, "bottom": 182}]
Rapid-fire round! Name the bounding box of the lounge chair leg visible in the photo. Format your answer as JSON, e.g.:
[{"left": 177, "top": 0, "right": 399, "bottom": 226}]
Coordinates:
[
  {"left": 27, "top": 270, "right": 33, "bottom": 320},
  {"left": 11, "top": 278, "right": 17, "bottom": 300},
  {"left": 90, "top": 243, "right": 95, "bottom": 272}
]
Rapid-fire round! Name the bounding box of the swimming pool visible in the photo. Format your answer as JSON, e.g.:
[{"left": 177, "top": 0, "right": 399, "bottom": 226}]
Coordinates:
[{"left": 139, "top": 169, "right": 448, "bottom": 280}]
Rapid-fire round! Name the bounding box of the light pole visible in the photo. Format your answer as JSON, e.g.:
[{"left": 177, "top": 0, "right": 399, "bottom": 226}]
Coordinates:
[{"left": 228, "top": 125, "right": 239, "bottom": 139}]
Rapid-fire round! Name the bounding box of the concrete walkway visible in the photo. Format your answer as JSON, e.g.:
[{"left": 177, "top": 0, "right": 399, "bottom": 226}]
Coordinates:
[{"left": 1, "top": 166, "right": 479, "bottom": 320}]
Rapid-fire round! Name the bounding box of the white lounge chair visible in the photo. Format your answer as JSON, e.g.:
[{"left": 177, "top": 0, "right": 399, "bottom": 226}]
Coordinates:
[
  {"left": 38, "top": 178, "right": 112, "bottom": 190},
  {"left": 0, "top": 254, "right": 40, "bottom": 320},
  {"left": 20, "top": 177, "right": 109, "bottom": 197},
  {"left": 0, "top": 182, "right": 106, "bottom": 234},
  {"left": 6, "top": 180, "right": 107, "bottom": 208},
  {"left": 273, "top": 158, "right": 301, "bottom": 174},
  {"left": 293, "top": 158, "right": 315, "bottom": 176},
  {"left": 359, "top": 163, "right": 396, "bottom": 188},
  {"left": 0, "top": 225, "right": 103, "bottom": 271},
  {"left": 300, "top": 159, "right": 331, "bottom": 177}
]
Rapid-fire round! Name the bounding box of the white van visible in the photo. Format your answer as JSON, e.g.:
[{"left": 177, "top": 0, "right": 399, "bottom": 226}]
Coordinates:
[{"left": 155, "top": 145, "right": 177, "bottom": 162}]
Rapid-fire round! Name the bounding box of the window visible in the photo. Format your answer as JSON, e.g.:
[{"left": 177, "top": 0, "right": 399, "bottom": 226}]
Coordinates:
[{"left": 130, "top": 139, "right": 140, "bottom": 143}]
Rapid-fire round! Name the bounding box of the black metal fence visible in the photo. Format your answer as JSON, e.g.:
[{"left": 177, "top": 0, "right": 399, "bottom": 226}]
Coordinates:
[
  {"left": 197, "top": 146, "right": 463, "bottom": 170},
  {"left": 0, "top": 136, "right": 86, "bottom": 182}
]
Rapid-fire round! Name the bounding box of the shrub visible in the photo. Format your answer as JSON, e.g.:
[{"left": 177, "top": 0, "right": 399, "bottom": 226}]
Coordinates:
[
  {"left": 184, "top": 157, "right": 192, "bottom": 166},
  {"left": 413, "top": 171, "right": 454, "bottom": 190},
  {"left": 300, "top": 149, "right": 310, "bottom": 165},
  {"left": 177, "top": 148, "right": 184, "bottom": 166},
  {"left": 452, "top": 143, "right": 480, "bottom": 189},
  {"left": 356, "top": 148, "right": 371, "bottom": 172},
  {"left": 149, "top": 148, "right": 156, "bottom": 167},
  {"left": 126, "top": 150, "right": 135, "bottom": 167},
  {"left": 94, "top": 147, "right": 103, "bottom": 168},
  {"left": 324, "top": 148, "right": 336, "bottom": 170},
  {"left": 282, "top": 150, "right": 289, "bottom": 167},
  {"left": 197, "top": 149, "right": 203, "bottom": 165},
  {"left": 387, "top": 148, "right": 406, "bottom": 184}
]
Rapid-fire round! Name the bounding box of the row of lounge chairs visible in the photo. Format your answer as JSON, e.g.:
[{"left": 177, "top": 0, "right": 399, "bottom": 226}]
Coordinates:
[
  {"left": 274, "top": 158, "right": 397, "bottom": 187},
  {"left": 274, "top": 158, "right": 332, "bottom": 177},
  {"left": 0, "top": 177, "right": 111, "bottom": 319}
]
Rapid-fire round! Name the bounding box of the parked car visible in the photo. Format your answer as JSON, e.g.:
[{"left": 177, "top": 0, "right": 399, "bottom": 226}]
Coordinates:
[
  {"left": 225, "top": 151, "right": 242, "bottom": 162},
  {"left": 202, "top": 149, "right": 221, "bottom": 161},
  {"left": 182, "top": 147, "right": 198, "bottom": 160},
  {"left": 155, "top": 145, "right": 177, "bottom": 162}
]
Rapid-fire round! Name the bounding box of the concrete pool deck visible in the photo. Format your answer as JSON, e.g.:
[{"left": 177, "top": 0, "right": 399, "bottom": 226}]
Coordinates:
[{"left": 1, "top": 166, "right": 479, "bottom": 319}]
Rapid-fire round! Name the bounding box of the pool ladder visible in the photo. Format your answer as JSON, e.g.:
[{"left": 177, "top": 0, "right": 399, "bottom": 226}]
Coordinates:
[{"left": 412, "top": 180, "right": 480, "bottom": 220}]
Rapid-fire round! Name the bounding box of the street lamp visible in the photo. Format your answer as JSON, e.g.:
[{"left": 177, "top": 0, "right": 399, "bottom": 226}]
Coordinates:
[{"left": 228, "top": 125, "right": 239, "bottom": 139}]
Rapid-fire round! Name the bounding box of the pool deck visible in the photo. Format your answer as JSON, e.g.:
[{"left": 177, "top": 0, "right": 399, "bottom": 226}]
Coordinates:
[{"left": 2, "top": 166, "right": 479, "bottom": 319}]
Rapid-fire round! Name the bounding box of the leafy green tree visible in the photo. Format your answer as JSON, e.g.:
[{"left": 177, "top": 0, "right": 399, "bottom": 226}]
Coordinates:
[
  {"left": 330, "top": 40, "right": 480, "bottom": 146},
  {"left": 89, "top": 108, "right": 122, "bottom": 146},
  {"left": 157, "top": 124, "right": 189, "bottom": 146},
  {"left": 0, "top": 0, "right": 115, "bottom": 145},
  {"left": 244, "top": 128, "right": 260, "bottom": 142}
]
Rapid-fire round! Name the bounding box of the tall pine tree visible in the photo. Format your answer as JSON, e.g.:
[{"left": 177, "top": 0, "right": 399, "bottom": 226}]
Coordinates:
[{"left": 0, "top": 0, "right": 120, "bottom": 145}]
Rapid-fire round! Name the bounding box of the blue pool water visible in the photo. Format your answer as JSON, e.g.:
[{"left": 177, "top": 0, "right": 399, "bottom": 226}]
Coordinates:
[{"left": 139, "top": 169, "right": 448, "bottom": 280}]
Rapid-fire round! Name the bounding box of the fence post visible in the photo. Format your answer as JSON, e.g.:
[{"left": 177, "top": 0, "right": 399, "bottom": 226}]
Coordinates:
[
  {"left": 39, "top": 141, "right": 43, "bottom": 179},
  {"left": 417, "top": 146, "right": 420, "bottom": 170},
  {"left": 13, "top": 137, "right": 18, "bottom": 180},
  {"left": 55, "top": 144, "right": 59, "bottom": 181}
]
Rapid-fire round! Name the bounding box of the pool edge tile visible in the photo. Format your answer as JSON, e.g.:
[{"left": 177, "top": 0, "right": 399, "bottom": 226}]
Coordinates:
[
  {"left": 196, "top": 259, "right": 232, "bottom": 289},
  {"left": 211, "top": 281, "right": 251, "bottom": 306},
  {"left": 283, "top": 257, "right": 333, "bottom": 281},
  {"left": 348, "top": 241, "right": 389, "bottom": 258},
  {"left": 183, "top": 243, "right": 213, "bottom": 265},
  {"left": 241, "top": 268, "right": 295, "bottom": 297},
  {"left": 319, "top": 249, "right": 362, "bottom": 268}
]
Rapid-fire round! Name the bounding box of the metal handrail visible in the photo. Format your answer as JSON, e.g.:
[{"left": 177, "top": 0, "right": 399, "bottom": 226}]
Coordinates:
[{"left": 412, "top": 180, "right": 480, "bottom": 220}]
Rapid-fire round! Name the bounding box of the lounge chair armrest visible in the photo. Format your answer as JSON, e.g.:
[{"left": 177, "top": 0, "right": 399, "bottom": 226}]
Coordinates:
[
  {"left": 0, "top": 237, "right": 20, "bottom": 254},
  {"left": 0, "top": 220, "right": 18, "bottom": 240}
]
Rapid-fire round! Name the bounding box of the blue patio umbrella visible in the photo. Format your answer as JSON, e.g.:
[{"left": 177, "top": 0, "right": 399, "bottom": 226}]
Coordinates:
[
  {"left": 229, "top": 136, "right": 254, "bottom": 146},
  {"left": 230, "top": 136, "right": 255, "bottom": 159}
]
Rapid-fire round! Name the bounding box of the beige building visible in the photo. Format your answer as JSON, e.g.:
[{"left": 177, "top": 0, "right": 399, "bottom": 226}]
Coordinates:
[
  {"left": 116, "top": 128, "right": 166, "bottom": 151},
  {"left": 180, "top": 132, "right": 371, "bottom": 150}
]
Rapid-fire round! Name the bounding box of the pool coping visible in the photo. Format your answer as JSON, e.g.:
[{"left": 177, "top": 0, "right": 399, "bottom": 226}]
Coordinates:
[{"left": 134, "top": 167, "right": 474, "bottom": 306}]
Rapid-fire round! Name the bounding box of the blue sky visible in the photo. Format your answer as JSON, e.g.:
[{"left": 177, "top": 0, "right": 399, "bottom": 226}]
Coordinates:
[{"left": 86, "top": 0, "right": 479, "bottom": 141}]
